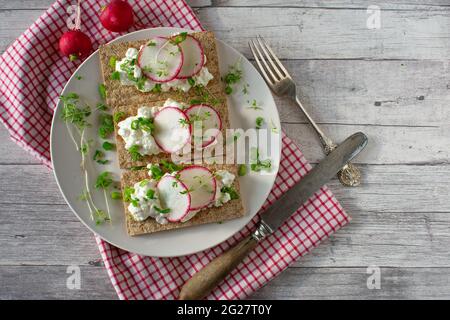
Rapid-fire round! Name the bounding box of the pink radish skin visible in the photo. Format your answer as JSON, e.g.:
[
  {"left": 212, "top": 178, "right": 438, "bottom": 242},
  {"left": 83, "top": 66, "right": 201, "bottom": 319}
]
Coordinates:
[
  {"left": 153, "top": 107, "right": 191, "bottom": 154},
  {"left": 137, "top": 37, "right": 183, "bottom": 83},
  {"left": 175, "top": 34, "right": 205, "bottom": 79},
  {"left": 156, "top": 175, "right": 191, "bottom": 222},
  {"left": 186, "top": 104, "right": 222, "bottom": 148},
  {"left": 177, "top": 165, "right": 217, "bottom": 210}
]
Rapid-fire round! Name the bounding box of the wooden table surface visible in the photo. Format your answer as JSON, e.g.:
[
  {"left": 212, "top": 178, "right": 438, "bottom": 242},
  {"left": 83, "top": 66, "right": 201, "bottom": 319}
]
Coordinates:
[{"left": 1, "top": 0, "right": 449, "bottom": 299}]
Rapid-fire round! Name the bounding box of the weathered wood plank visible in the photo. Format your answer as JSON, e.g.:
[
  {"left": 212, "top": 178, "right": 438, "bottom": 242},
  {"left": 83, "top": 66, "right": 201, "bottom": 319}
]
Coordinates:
[
  {"left": 1, "top": 265, "right": 449, "bottom": 299},
  {"left": 196, "top": 7, "right": 450, "bottom": 60},
  {"left": 1, "top": 7, "right": 449, "bottom": 59},
  {"left": 191, "top": 0, "right": 450, "bottom": 9},
  {"left": 0, "top": 265, "right": 117, "bottom": 300},
  {"left": 1, "top": 0, "right": 449, "bottom": 10},
  {"left": 1, "top": 164, "right": 449, "bottom": 267},
  {"left": 272, "top": 60, "right": 450, "bottom": 127},
  {"left": 251, "top": 267, "right": 450, "bottom": 299},
  {"left": 285, "top": 123, "right": 450, "bottom": 165}
]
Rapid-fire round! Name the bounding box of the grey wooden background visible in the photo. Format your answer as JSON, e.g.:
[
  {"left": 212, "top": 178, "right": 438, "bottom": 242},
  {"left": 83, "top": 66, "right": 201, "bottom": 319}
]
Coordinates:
[{"left": 0, "top": 0, "right": 449, "bottom": 299}]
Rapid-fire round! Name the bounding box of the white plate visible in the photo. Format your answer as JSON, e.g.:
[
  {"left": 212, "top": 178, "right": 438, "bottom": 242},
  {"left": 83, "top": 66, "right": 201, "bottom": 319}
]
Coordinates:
[{"left": 51, "top": 27, "right": 281, "bottom": 257}]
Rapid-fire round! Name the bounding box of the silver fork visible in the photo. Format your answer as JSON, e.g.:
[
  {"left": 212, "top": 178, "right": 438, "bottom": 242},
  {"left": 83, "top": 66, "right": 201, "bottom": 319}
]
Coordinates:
[{"left": 249, "top": 35, "right": 361, "bottom": 187}]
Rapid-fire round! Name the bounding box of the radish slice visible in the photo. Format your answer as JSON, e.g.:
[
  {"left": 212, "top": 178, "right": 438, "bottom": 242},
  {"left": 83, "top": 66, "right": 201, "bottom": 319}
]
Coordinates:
[
  {"left": 175, "top": 35, "right": 205, "bottom": 79},
  {"left": 137, "top": 37, "right": 183, "bottom": 83},
  {"left": 178, "top": 165, "right": 216, "bottom": 210},
  {"left": 186, "top": 104, "right": 222, "bottom": 148},
  {"left": 157, "top": 175, "right": 191, "bottom": 222},
  {"left": 153, "top": 107, "right": 191, "bottom": 153}
]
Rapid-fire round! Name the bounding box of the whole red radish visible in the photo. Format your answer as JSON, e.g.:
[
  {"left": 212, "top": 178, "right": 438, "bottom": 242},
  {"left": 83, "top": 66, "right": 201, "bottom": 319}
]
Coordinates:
[
  {"left": 100, "top": 0, "right": 134, "bottom": 32},
  {"left": 59, "top": 30, "right": 92, "bottom": 61}
]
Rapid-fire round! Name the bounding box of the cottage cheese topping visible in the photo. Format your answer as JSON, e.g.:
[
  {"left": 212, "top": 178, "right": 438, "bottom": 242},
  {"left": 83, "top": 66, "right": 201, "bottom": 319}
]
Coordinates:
[
  {"left": 213, "top": 170, "right": 236, "bottom": 207},
  {"left": 117, "top": 107, "right": 161, "bottom": 156},
  {"left": 115, "top": 46, "right": 213, "bottom": 93},
  {"left": 128, "top": 179, "right": 167, "bottom": 224},
  {"left": 117, "top": 99, "right": 189, "bottom": 156}
]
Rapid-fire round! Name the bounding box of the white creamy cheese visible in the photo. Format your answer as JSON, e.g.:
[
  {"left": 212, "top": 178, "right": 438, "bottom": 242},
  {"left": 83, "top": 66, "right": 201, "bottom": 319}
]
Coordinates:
[
  {"left": 213, "top": 170, "right": 236, "bottom": 207},
  {"left": 115, "top": 48, "right": 213, "bottom": 93},
  {"left": 117, "top": 107, "right": 161, "bottom": 156},
  {"left": 128, "top": 179, "right": 167, "bottom": 224},
  {"left": 162, "top": 98, "right": 188, "bottom": 110}
]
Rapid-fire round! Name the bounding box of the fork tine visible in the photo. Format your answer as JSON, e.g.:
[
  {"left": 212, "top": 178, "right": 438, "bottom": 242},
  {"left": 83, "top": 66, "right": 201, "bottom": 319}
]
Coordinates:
[
  {"left": 249, "top": 40, "right": 275, "bottom": 85},
  {"left": 255, "top": 36, "right": 284, "bottom": 79},
  {"left": 257, "top": 35, "right": 290, "bottom": 77},
  {"left": 250, "top": 39, "right": 279, "bottom": 83}
]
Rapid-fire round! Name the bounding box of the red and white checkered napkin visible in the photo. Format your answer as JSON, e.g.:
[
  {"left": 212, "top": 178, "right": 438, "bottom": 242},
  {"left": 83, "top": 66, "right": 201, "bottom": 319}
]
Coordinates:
[
  {"left": 0, "top": 0, "right": 349, "bottom": 300},
  {"left": 96, "top": 133, "right": 349, "bottom": 300}
]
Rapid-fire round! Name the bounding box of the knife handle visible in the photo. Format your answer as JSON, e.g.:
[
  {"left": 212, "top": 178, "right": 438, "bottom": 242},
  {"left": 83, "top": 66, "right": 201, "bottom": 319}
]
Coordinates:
[{"left": 179, "top": 235, "right": 258, "bottom": 300}]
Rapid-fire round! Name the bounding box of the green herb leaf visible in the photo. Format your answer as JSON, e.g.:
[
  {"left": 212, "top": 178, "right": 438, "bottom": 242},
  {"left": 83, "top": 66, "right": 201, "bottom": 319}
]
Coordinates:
[
  {"left": 130, "top": 117, "right": 154, "bottom": 133},
  {"left": 238, "top": 164, "right": 247, "bottom": 176},
  {"left": 93, "top": 149, "right": 104, "bottom": 161},
  {"left": 102, "top": 141, "right": 115, "bottom": 151},
  {"left": 111, "top": 191, "right": 122, "bottom": 200},
  {"left": 128, "top": 145, "right": 143, "bottom": 161},
  {"left": 225, "top": 85, "right": 233, "bottom": 95},
  {"left": 95, "top": 171, "right": 113, "bottom": 189},
  {"left": 113, "top": 111, "right": 126, "bottom": 124},
  {"left": 187, "top": 77, "right": 195, "bottom": 86},
  {"left": 111, "top": 71, "right": 121, "bottom": 80},
  {"left": 160, "top": 160, "right": 182, "bottom": 173},
  {"left": 256, "top": 116, "right": 265, "bottom": 129},
  {"left": 109, "top": 56, "right": 117, "bottom": 69},
  {"left": 98, "top": 84, "right": 107, "bottom": 100},
  {"left": 98, "top": 113, "right": 114, "bottom": 139},
  {"left": 170, "top": 32, "right": 188, "bottom": 45},
  {"left": 123, "top": 187, "right": 135, "bottom": 202},
  {"left": 149, "top": 164, "right": 163, "bottom": 180},
  {"left": 220, "top": 186, "right": 239, "bottom": 200},
  {"left": 146, "top": 189, "right": 155, "bottom": 200},
  {"left": 154, "top": 206, "right": 171, "bottom": 214},
  {"left": 151, "top": 83, "right": 162, "bottom": 93},
  {"left": 60, "top": 93, "right": 91, "bottom": 130}
]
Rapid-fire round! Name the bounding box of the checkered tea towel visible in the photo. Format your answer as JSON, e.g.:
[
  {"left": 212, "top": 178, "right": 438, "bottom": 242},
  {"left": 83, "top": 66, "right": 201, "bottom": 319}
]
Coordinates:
[{"left": 0, "top": 0, "right": 349, "bottom": 300}]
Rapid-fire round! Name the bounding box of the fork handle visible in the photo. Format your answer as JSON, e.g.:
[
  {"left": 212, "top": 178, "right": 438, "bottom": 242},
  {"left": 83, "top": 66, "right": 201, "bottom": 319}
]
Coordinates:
[
  {"left": 294, "top": 96, "right": 335, "bottom": 151},
  {"left": 294, "top": 96, "right": 362, "bottom": 186}
]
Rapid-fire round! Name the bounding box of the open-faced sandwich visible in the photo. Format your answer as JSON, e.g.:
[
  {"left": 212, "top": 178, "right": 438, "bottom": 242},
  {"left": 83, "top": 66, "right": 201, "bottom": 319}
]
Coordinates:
[
  {"left": 99, "top": 30, "right": 245, "bottom": 236},
  {"left": 99, "top": 31, "right": 223, "bottom": 108}
]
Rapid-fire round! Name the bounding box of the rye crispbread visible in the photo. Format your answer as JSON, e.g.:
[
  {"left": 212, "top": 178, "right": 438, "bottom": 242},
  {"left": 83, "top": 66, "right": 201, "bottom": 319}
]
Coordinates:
[
  {"left": 99, "top": 31, "right": 224, "bottom": 109},
  {"left": 113, "top": 95, "right": 230, "bottom": 169},
  {"left": 121, "top": 164, "right": 245, "bottom": 236}
]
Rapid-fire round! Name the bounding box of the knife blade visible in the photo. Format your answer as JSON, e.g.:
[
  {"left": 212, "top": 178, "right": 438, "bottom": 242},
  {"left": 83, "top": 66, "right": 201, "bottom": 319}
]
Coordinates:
[
  {"left": 179, "top": 131, "right": 368, "bottom": 300},
  {"left": 258, "top": 131, "right": 368, "bottom": 235}
]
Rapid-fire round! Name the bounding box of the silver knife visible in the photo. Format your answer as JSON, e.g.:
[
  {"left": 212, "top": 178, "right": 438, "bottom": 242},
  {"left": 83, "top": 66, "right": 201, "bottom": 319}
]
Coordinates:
[{"left": 179, "top": 132, "right": 368, "bottom": 300}]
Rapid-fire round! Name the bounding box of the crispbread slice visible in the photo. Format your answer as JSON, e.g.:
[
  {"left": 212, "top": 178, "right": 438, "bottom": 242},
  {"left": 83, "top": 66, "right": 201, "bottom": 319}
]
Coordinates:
[
  {"left": 99, "top": 31, "right": 224, "bottom": 108},
  {"left": 113, "top": 94, "right": 230, "bottom": 169},
  {"left": 121, "top": 164, "right": 245, "bottom": 236}
]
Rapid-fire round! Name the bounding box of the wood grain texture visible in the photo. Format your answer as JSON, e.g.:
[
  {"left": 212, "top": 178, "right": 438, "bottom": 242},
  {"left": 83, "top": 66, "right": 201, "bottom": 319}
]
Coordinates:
[{"left": 0, "top": 0, "right": 449, "bottom": 300}]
